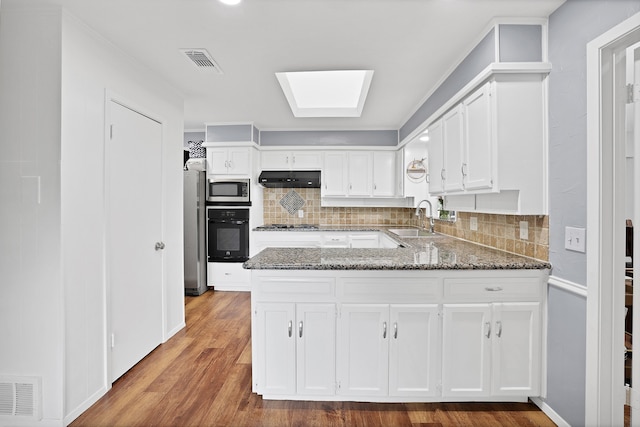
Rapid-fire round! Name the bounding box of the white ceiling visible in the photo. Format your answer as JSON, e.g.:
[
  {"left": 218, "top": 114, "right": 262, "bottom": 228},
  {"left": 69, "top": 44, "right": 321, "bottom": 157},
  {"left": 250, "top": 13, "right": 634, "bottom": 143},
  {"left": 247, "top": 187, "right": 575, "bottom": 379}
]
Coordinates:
[{"left": 44, "top": 0, "right": 564, "bottom": 131}]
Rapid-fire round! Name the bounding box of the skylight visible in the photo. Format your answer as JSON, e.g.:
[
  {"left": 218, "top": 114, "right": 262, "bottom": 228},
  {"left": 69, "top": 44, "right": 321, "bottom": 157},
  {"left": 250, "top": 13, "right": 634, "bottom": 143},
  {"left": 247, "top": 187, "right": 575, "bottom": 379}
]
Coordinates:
[{"left": 275, "top": 70, "right": 374, "bottom": 118}]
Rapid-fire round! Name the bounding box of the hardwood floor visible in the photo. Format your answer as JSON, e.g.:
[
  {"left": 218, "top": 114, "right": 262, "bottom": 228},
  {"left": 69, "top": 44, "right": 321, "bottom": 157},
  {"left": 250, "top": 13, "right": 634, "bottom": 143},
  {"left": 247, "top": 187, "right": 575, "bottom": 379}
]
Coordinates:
[{"left": 71, "top": 290, "right": 557, "bottom": 427}]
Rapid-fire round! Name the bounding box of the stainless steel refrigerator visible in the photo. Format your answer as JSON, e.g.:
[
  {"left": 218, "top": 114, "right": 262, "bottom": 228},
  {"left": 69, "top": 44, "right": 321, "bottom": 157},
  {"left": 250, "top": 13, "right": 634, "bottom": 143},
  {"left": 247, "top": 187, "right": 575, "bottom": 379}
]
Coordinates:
[{"left": 183, "top": 160, "right": 207, "bottom": 295}]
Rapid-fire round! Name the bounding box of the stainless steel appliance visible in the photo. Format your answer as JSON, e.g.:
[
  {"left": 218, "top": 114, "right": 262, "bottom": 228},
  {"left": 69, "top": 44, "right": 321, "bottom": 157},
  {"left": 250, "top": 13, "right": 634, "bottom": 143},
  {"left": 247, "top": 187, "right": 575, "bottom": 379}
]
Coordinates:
[
  {"left": 207, "top": 178, "right": 250, "bottom": 203},
  {"left": 258, "top": 170, "right": 321, "bottom": 188},
  {"left": 207, "top": 208, "right": 250, "bottom": 262},
  {"left": 183, "top": 163, "right": 208, "bottom": 296}
]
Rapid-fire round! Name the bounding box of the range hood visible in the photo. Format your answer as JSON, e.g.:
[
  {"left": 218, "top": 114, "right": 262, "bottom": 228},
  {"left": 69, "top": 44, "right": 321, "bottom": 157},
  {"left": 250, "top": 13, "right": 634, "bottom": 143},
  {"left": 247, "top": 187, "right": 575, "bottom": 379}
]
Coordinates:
[{"left": 258, "top": 170, "right": 321, "bottom": 188}]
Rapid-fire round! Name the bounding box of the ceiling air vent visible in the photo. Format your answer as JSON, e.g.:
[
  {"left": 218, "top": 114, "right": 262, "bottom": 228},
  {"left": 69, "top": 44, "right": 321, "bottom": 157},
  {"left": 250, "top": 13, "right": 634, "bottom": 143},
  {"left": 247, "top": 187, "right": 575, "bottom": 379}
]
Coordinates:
[{"left": 181, "top": 49, "right": 223, "bottom": 73}]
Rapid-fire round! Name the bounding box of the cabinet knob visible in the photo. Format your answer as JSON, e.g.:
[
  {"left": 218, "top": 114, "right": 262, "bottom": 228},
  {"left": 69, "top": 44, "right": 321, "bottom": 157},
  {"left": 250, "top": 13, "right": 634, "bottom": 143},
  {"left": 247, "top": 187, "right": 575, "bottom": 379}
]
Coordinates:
[{"left": 288, "top": 320, "right": 293, "bottom": 338}]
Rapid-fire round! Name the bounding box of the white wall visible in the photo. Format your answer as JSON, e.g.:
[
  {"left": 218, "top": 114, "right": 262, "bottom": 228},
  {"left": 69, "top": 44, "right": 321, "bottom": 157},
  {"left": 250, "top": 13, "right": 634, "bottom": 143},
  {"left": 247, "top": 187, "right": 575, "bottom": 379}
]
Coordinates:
[
  {"left": 0, "top": 5, "right": 65, "bottom": 425},
  {"left": 0, "top": 2, "right": 186, "bottom": 425},
  {"left": 60, "top": 9, "right": 185, "bottom": 424}
]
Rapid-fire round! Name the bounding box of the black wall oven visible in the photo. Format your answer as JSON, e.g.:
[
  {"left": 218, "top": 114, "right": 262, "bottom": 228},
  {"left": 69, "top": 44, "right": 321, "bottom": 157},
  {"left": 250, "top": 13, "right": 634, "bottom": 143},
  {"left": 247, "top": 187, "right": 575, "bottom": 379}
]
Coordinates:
[{"left": 207, "top": 207, "right": 249, "bottom": 262}]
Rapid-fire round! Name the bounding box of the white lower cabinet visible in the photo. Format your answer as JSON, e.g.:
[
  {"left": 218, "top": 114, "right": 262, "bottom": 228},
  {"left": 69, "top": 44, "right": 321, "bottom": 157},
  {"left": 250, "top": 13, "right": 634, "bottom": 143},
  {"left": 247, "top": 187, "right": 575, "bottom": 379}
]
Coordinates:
[
  {"left": 255, "top": 302, "right": 336, "bottom": 396},
  {"left": 336, "top": 304, "right": 440, "bottom": 397},
  {"left": 441, "top": 302, "right": 540, "bottom": 397},
  {"left": 251, "top": 269, "right": 547, "bottom": 402}
]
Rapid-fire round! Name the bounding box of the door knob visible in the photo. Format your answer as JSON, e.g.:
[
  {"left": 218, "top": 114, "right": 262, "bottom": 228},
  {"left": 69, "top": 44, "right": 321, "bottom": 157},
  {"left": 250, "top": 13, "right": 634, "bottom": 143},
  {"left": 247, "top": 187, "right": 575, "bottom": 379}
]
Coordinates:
[{"left": 155, "top": 242, "right": 165, "bottom": 251}]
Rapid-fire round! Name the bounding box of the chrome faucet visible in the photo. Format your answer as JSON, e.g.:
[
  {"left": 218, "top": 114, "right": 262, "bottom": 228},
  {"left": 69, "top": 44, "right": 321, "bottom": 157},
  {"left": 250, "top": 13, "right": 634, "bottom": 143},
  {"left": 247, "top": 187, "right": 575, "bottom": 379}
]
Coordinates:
[{"left": 415, "top": 199, "right": 435, "bottom": 233}]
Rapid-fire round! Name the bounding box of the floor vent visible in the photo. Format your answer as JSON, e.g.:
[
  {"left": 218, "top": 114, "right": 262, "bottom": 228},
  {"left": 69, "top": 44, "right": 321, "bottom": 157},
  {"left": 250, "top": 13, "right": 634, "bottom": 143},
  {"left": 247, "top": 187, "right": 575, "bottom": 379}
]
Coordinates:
[
  {"left": 180, "top": 49, "right": 223, "bottom": 73},
  {"left": 0, "top": 376, "right": 41, "bottom": 421}
]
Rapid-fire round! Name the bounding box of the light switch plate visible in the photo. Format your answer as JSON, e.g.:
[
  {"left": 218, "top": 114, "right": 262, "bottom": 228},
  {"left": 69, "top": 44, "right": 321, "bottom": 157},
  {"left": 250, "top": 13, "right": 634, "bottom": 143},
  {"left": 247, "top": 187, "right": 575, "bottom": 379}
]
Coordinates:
[
  {"left": 298, "top": 209, "right": 304, "bottom": 218},
  {"left": 519, "top": 221, "right": 528, "bottom": 240},
  {"left": 565, "top": 226, "right": 586, "bottom": 252},
  {"left": 470, "top": 217, "right": 478, "bottom": 231}
]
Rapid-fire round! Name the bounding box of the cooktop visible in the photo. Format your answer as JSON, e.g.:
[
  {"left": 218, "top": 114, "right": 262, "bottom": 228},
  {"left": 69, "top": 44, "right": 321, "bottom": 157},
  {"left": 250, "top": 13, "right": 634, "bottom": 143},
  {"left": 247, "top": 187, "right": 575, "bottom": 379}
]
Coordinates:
[{"left": 256, "top": 224, "right": 319, "bottom": 230}]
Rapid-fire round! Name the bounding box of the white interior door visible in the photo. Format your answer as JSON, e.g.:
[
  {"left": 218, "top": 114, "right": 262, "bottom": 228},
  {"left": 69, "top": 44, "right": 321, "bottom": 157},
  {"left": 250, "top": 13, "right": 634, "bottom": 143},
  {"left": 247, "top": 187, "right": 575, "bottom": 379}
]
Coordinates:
[
  {"left": 626, "top": 40, "right": 640, "bottom": 426},
  {"left": 107, "top": 100, "right": 163, "bottom": 382}
]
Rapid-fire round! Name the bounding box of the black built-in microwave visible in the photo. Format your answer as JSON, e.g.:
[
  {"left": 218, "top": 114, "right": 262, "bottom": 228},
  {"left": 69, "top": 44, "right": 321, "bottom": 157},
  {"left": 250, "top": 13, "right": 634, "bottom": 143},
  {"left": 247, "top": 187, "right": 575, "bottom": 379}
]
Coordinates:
[{"left": 207, "top": 179, "right": 250, "bottom": 203}]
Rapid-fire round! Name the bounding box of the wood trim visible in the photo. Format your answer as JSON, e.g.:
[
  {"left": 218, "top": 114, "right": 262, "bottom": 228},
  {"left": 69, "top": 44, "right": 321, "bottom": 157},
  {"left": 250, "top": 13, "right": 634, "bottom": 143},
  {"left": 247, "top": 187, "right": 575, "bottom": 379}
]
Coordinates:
[{"left": 548, "top": 276, "right": 587, "bottom": 298}]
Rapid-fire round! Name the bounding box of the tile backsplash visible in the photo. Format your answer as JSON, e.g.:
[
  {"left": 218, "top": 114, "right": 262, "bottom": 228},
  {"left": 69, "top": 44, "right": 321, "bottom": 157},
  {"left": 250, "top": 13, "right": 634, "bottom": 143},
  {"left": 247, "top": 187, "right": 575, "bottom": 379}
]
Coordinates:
[
  {"left": 262, "top": 188, "right": 416, "bottom": 226},
  {"left": 261, "top": 188, "right": 549, "bottom": 261}
]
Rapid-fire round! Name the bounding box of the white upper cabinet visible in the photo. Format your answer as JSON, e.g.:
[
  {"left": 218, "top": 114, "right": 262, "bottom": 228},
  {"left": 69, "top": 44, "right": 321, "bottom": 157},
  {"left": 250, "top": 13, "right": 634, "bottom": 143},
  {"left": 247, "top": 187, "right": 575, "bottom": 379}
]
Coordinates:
[
  {"left": 322, "top": 150, "right": 397, "bottom": 198},
  {"left": 372, "top": 151, "right": 397, "bottom": 197},
  {"left": 442, "top": 105, "right": 464, "bottom": 193},
  {"left": 261, "top": 150, "right": 322, "bottom": 170},
  {"left": 347, "top": 152, "right": 372, "bottom": 196},
  {"left": 322, "top": 152, "right": 349, "bottom": 196},
  {"left": 462, "top": 83, "right": 493, "bottom": 191},
  {"left": 207, "top": 146, "right": 251, "bottom": 176},
  {"left": 426, "top": 120, "right": 444, "bottom": 195},
  {"left": 424, "top": 75, "right": 547, "bottom": 214}
]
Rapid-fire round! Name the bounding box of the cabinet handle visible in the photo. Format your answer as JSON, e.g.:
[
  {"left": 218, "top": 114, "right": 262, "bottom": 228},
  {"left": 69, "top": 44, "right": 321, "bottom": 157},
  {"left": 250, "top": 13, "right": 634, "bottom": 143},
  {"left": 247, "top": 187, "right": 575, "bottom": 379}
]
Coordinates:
[
  {"left": 484, "top": 321, "right": 491, "bottom": 338},
  {"left": 228, "top": 161, "right": 232, "bottom": 169},
  {"left": 288, "top": 320, "right": 292, "bottom": 338},
  {"left": 461, "top": 163, "right": 468, "bottom": 177},
  {"left": 441, "top": 169, "right": 446, "bottom": 180},
  {"left": 286, "top": 156, "right": 289, "bottom": 164},
  {"left": 299, "top": 321, "right": 303, "bottom": 338},
  {"left": 349, "top": 184, "right": 353, "bottom": 190},
  {"left": 496, "top": 321, "right": 502, "bottom": 338},
  {"left": 484, "top": 286, "right": 503, "bottom": 292},
  {"left": 374, "top": 184, "right": 377, "bottom": 190},
  {"left": 383, "top": 321, "right": 387, "bottom": 339},
  {"left": 292, "top": 156, "right": 295, "bottom": 164},
  {"left": 393, "top": 322, "right": 398, "bottom": 339}
]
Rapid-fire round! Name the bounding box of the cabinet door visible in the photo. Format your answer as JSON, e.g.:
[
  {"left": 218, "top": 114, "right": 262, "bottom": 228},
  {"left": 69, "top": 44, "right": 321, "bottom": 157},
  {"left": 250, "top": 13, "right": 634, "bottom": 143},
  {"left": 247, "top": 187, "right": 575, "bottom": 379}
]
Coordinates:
[
  {"left": 291, "top": 151, "right": 322, "bottom": 170},
  {"left": 491, "top": 302, "right": 540, "bottom": 396},
  {"left": 427, "top": 120, "right": 444, "bottom": 195},
  {"left": 255, "top": 303, "right": 296, "bottom": 395},
  {"left": 207, "top": 147, "right": 230, "bottom": 175},
  {"left": 337, "top": 304, "right": 389, "bottom": 396},
  {"left": 463, "top": 83, "right": 493, "bottom": 191},
  {"left": 348, "top": 152, "right": 372, "bottom": 196},
  {"left": 261, "top": 151, "right": 290, "bottom": 170},
  {"left": 389, "top": 304, "right": 440, "bottom": 397},
  {"left": 372, "top": 151, "right": 396, "bottom": 196},
  {"left": 442, "top": 105, "right": 464, "bottom": 193},
  {"left": 322, "top": 152, "right": 348, "bottom": 196},
  {"left": 296, "top": 304, "right": 336, "bottom": 395},
  {"left": 441, "top": 303, "right": 492, "bottom": 397},
  {"left": 227, "top": 147, "right": 250, "bottom": 175}
]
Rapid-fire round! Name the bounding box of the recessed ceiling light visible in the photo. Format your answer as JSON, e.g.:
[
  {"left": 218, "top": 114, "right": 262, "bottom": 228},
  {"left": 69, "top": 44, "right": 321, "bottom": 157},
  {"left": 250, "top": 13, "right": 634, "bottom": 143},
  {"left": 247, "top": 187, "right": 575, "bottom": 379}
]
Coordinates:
[
  {"left": 219, "top": 0, "right": 241, "bottom": 5},
  {"left": 276, "top": 70, "right": 374, "bottom": 118}
]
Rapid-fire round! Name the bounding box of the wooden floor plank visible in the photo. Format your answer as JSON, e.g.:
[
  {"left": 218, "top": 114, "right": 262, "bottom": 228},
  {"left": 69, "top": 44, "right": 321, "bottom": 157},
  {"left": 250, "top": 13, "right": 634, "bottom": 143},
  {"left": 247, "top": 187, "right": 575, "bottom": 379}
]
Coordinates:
[{"left": 70, "top": 290, "right": 557, "bottom": 427}]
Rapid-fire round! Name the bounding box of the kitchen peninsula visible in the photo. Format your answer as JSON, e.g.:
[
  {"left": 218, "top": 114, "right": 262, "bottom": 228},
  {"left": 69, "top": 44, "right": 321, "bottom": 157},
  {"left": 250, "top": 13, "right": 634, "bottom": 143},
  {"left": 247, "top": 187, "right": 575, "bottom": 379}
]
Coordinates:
[{"left": 245, "top": 226, "right": 550, "bottom": 403}]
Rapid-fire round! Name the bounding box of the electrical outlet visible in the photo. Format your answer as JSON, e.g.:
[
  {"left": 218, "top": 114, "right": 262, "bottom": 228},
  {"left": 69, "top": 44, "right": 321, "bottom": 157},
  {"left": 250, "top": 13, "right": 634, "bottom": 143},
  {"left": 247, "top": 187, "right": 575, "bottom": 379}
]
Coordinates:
[
  {"left": 470, "top": 217, "right": 478, "bottom": 231},
  {"left": 565, "top": 226, "right": 586, "bottom": 252},
  {"left": 298, "top": 209, "right": 304, "bottom": 218},
  {"left": 519, "top": 221, "right": 529, "bottom": 240}
]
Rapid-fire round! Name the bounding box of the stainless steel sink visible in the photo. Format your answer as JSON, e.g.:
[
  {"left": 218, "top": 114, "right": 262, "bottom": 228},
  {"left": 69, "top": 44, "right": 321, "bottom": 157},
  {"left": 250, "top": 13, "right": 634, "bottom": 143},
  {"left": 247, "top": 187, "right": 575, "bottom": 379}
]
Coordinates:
[{"left": 388, "top": 228, "right": 435, "bottom": 238}]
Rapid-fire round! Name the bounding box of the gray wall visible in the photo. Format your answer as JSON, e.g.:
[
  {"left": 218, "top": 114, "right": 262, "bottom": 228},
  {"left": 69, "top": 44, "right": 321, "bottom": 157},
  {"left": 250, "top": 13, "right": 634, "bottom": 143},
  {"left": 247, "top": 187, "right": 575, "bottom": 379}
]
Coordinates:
[
  {"left": 545, "top": 1, "right": 640, "bottom": 425},
  {"left": 260, "top": 129, "right": 398, "bottom": 147}
]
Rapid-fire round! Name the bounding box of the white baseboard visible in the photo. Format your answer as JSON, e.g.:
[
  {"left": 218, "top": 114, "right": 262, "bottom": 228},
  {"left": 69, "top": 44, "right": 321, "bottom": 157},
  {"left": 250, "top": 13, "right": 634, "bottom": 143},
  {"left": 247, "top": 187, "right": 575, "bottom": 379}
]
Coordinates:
[
  {"left": 530, "top": 397, "right": 570, "bottom": 427},
  {"left": 213, "top": 285, "right": 250, "bottom": 292},
  {"left": 165, "top": 321, "right": 186, "bottom": 342},
  {"left": 63, "top": 386, "right": 108, "bottom": 426}
]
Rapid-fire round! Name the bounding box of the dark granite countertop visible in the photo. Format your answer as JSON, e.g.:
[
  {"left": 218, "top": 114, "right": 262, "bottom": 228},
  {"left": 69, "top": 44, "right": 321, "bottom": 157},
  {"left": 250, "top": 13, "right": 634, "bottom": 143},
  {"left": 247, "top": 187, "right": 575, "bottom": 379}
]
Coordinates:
[{"left": 244, "top": 226, "right": 552, "bottom": 271}]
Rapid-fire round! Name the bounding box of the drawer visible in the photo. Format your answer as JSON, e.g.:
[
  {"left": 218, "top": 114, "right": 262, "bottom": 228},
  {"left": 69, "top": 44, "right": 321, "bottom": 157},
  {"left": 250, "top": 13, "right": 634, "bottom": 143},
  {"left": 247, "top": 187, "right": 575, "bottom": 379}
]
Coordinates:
[
  {"left": 254, "top": 275, "right": 336, "bottom": 301},
  {"left": 443, "top": 277, "right": 542, "bottom": 301},
  {"left": 339, "top": 277, "right": 442, "bottom": 303},
  {"left": 210, "top": 262, "right": 250, "bottom": 284}
]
